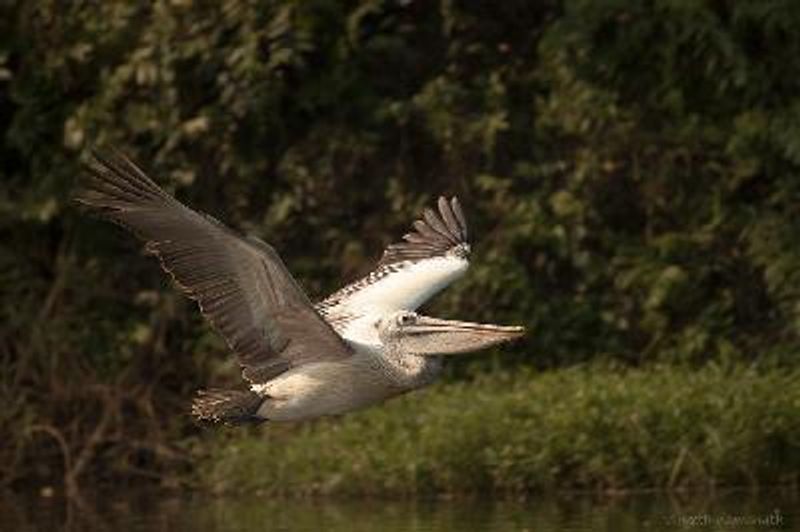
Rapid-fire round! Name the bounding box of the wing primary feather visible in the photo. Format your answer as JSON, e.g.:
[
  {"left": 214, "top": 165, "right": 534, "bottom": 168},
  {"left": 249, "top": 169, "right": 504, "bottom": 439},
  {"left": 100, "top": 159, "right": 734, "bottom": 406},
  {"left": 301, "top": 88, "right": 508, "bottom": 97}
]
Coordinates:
[
  {"left": 437, "top": 196, "right": 461, "bottom": 240},
  {"left": 371, "top": 196, "right": 471, "bottom": 268},
  {"left": 422, "top": 207, "right": 454, "bottom": 240},
  {"left": 412, "top": 220, "right": 447, "bottom": 242},
  {"left": 78, "top": 149, "right": 352, "bottom": 386},
  {"left": 451, "top": 197, "right": 467, "bottom": 240}
]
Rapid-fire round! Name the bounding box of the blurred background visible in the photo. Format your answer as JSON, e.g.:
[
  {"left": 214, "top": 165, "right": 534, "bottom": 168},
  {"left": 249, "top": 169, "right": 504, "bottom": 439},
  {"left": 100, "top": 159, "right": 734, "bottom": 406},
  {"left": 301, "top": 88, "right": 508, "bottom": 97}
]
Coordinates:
[{"left": 1, "top": 0, "right": 799, "bottom": 506}]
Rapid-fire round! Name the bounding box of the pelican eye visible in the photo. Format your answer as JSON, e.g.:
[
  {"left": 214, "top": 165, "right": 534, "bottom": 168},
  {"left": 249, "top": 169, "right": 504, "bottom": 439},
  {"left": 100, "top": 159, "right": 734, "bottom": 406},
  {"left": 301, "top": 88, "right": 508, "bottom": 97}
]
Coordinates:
[{"left": 397, "top": 312, "right": 416, "bottom": 326}]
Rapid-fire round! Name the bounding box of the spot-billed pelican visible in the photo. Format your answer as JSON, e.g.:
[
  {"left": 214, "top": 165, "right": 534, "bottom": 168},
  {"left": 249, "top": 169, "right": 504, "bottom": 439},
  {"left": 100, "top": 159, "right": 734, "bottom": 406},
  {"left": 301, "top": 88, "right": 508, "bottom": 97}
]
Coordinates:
[{"left": 77, "top": 151, "right": 524, "bottom": 425}]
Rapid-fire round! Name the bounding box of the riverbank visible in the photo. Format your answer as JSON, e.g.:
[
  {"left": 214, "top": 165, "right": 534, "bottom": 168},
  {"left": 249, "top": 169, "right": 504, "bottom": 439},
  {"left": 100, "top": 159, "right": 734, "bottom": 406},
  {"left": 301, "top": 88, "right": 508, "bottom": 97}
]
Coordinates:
[{"left": 198, "top": 363, "right": 800, "bottom": 496}]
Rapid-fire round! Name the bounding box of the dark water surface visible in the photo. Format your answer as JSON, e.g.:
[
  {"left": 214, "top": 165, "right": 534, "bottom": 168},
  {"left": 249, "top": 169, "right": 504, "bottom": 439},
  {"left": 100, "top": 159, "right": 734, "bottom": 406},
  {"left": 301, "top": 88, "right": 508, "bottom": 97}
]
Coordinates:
[{"left": 2, "top": 488, "right": 797, "bottom": 531}]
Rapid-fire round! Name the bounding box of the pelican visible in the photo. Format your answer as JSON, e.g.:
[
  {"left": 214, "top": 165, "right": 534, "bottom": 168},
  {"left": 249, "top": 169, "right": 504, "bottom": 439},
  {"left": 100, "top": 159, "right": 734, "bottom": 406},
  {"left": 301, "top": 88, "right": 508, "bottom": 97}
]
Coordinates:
[{"left": 77, "top": 151, "right": 524, "bottom": 425}]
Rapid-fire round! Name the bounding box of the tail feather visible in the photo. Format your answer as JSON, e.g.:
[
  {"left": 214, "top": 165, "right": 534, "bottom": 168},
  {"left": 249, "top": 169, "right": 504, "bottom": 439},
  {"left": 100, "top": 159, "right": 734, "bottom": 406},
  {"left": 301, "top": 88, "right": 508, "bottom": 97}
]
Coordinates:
[{"left": 191, "top": 388, "right": 265, "bottom": 425}]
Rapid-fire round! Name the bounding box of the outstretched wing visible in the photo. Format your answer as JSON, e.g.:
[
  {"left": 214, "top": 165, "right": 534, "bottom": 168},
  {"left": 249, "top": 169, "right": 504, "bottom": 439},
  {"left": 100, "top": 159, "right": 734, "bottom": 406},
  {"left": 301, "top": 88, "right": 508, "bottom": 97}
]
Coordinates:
[
  {"left": 317, "top": 197, "right": 470, "bottom": 343},
  {"left": 77, "top": 150, "right": 352, "bottom": 384}
]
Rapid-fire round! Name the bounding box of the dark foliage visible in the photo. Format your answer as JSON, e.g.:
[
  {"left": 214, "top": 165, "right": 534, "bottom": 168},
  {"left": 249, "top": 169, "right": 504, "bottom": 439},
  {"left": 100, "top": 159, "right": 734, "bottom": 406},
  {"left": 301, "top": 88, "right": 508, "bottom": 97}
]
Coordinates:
[{"left": 1, "top": 0, "right": 799, "bottom": 490}]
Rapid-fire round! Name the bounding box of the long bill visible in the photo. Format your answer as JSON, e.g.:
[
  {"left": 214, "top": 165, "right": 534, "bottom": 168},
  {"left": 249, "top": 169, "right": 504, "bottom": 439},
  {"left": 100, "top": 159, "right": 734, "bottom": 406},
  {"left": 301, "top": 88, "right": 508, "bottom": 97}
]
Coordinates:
[{"left": 402, "top": 315, "right": 525, "bottom": 355}]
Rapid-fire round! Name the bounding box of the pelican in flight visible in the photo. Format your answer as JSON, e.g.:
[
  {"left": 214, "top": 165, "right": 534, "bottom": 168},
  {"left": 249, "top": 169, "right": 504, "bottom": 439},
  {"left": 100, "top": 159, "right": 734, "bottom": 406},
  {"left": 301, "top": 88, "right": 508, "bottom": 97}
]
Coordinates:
[{"left": 78, "top": 151, "right": 524, "bottom": 425}]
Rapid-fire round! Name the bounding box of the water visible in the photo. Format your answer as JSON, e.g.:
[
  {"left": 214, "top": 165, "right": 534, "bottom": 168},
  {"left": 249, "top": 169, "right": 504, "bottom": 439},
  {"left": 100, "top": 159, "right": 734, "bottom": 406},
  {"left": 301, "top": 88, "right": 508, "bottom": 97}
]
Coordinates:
[{"left": 2, "top": 488, "right": 797, "bottom": 531}]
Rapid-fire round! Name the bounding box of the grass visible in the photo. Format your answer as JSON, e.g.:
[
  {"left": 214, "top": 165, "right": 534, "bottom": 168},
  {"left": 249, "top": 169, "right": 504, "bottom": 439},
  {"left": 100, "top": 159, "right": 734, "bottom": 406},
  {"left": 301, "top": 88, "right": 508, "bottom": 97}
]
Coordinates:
[{"left": 197, "top": 363, "right": 800, "bottom": 496}]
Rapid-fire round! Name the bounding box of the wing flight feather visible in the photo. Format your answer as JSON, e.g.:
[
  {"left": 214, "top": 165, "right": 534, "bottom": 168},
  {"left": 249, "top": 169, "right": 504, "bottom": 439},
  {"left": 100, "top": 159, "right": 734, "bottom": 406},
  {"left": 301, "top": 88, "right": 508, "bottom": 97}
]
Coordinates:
[
  {"left": 77, "top": 150, "right": 352, "bottom": 384},
  {"left": 377, "top": 196, "right": 469, "bottom": 268}
]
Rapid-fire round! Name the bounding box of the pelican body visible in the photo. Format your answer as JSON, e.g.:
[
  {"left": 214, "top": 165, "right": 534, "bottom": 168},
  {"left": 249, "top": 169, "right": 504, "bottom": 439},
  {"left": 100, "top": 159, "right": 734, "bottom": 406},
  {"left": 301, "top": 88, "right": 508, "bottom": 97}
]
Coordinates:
[
  {"left": 253, "top": 314, "right": 521, "bottom": 421},
  {"left": 78, "top": 151, "right": 524, "bottom": 424}
]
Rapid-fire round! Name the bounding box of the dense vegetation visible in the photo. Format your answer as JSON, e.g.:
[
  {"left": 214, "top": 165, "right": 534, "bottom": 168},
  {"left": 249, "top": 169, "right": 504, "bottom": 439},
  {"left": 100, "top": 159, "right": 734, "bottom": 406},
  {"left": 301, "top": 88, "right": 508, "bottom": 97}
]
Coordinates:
[
  {"left": 1, "top": 1, "right": 799, "bottom": 492},
  {"left": 202, "top": 364, "right": 800, "bottom": 496}
]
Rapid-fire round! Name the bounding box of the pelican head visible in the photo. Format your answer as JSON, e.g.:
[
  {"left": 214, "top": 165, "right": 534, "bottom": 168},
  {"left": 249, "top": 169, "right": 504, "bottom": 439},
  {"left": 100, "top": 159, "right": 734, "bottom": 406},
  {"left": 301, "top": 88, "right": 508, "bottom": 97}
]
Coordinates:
[{"left": 378, "top": 311, "right": 525, "bottom": 355}]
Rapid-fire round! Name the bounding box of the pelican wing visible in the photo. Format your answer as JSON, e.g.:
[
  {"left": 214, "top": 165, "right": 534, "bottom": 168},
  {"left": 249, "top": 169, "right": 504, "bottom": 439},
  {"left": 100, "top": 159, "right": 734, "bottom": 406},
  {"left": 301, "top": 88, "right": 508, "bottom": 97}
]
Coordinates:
[
  {"left": 317, "top": 197, "right": 471, "bottom": 343},
  {"left": 377, "top": 196, "right": 469, "bottom": 268},
  {"left": 77, "top": 151, "right": 352, "bottom": 384}
]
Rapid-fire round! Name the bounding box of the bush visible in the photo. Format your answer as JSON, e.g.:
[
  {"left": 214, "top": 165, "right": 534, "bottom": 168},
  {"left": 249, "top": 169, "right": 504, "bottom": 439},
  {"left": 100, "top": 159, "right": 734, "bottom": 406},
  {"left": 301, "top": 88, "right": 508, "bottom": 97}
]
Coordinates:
[{"left": 201, "top": 364, "right": 800, "bottom": 495}]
